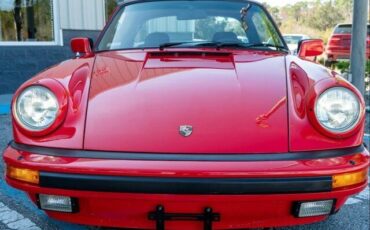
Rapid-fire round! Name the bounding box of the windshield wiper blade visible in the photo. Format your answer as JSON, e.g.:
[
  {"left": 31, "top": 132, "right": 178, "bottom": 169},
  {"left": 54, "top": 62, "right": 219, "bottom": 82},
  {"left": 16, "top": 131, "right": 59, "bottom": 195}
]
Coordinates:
[
  {"left": 193, "top": 42, "right": 252, "bottom": 49},
  {"left": 158, "top": 41, "right": 218, "bottom": 50},
  {"left": 158, "top": 41, "right": 288, "bottom": 52},
  {"left": 244, "top": 43, "right": 288, "bottom": 51},
  {"left": 159, "top": 42, "right": 189, "bottom": 50},
  {"left": 194, "top": 42, "right": 287, "bottom": 51}
]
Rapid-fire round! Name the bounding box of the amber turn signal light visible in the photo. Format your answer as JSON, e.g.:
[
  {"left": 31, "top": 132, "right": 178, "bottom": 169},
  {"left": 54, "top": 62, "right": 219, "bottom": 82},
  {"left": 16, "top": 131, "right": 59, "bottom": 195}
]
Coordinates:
[
  {"left": 332, "top": 168, "right": 368, "bottom": 189},
  {"left": 6, "top": 165, "right": 39, "bottom": 184}
]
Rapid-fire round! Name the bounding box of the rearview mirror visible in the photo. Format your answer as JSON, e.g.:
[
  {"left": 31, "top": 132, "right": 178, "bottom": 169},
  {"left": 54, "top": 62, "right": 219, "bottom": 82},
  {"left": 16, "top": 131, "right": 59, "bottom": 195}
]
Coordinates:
[
  {"left": 70, "top": 37, "right": 94, "bottom": 58},
  {"left": 298, "top": 39, "right": 324, "bottom": 58}
]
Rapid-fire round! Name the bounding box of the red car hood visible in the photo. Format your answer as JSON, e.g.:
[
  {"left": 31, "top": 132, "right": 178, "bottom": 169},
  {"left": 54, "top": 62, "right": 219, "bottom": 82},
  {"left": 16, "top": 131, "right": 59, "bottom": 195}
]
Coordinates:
[{"left": 84, "top": 50, "right": 288, "bottom": 153}]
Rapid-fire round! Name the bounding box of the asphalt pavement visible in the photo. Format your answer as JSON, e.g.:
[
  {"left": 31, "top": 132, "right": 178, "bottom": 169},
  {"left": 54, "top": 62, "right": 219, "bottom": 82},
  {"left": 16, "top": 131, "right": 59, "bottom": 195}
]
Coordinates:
[{"left": 0, "top": 115, "right": 369, "bottom": 230}]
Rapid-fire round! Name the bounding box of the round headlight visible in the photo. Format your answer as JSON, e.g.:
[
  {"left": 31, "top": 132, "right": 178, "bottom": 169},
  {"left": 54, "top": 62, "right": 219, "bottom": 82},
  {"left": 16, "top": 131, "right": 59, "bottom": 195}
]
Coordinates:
[
  {"left": 315, "top": 87, "right": 360, "bottom": 133},
  {"left": 15, "top": 86, "right": 59, "bottom": 131}
]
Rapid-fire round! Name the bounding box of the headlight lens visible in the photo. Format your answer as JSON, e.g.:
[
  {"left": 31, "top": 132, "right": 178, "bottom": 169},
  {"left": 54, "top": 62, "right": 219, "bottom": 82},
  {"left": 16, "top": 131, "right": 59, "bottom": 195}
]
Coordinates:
[
  {"left": 15, "top": 86, "right": 59, "bottom": 131},
  {"left": 315, "top": 87, "right": 360, "bottom": 133}
]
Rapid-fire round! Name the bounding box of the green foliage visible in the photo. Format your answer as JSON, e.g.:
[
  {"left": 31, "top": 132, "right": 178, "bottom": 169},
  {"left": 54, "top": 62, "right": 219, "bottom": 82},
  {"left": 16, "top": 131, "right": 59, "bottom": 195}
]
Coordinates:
[
  {"left": 265, "top": 5, "right": 282, "bottom": 27},
  {"left": 318, "top": 57, "right": 325, "bottom": 65},
  {"left": 265, "top": 0, "right": 353, "bottom": 42},
  {"left": 194, "top": 18, "right": 227, "bottom": 40},
  {"left": 335, "top": 61, "right": 350, "bottom": 73},
  {"left": 334, "top": 61, "right": 370, "bottom": 75},
  {"left": 335, "top": 60, "right": 370, "bottom": 74},
  {"left": 105, "top": 0, "right": 119, "bottom": 20},
  {"left": 305, "top": 1, "right": 345, "bottom": 31}
]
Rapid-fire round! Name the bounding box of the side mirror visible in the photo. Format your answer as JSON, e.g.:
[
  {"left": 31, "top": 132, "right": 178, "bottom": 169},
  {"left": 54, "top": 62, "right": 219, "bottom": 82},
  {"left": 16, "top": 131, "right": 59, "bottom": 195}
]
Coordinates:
[
  {"left": 298, "top": 39, "right": 324, "bottom": 58},
  {"left": 70, "top": 37, "right": 94, "bottom": 58}
]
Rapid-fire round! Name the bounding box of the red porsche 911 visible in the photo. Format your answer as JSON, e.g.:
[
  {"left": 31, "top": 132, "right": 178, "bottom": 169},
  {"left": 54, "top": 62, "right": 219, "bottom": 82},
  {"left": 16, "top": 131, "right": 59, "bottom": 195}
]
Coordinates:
[{"left": 3, "top": 0, "right": 369, "bottom": 229}]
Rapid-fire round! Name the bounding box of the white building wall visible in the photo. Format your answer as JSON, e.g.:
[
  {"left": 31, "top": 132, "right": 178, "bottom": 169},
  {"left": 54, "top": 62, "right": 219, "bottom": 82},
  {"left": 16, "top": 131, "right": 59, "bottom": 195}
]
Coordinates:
[{"left": 58, "top": 0, "right": 106, "bottom": 30}]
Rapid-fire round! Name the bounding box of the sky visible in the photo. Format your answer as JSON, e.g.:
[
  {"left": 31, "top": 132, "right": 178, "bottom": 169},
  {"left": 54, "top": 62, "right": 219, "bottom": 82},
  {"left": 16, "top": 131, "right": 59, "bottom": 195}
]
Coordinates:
[{"left": 258, "top": 0, "right": 310, "bottom": 7}]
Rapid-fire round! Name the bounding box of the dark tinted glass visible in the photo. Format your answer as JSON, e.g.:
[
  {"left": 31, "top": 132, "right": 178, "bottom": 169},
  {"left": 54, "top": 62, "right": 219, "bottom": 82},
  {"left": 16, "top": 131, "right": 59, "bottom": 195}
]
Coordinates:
[{"left": 334, "top": 25, "right": 370, "bottom": 35}]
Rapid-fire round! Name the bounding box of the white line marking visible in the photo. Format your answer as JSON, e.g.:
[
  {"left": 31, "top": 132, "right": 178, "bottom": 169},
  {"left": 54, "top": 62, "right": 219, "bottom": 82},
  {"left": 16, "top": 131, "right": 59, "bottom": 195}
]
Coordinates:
[{"left": 0, "top": 202, "right": 41, "bottom": 230}]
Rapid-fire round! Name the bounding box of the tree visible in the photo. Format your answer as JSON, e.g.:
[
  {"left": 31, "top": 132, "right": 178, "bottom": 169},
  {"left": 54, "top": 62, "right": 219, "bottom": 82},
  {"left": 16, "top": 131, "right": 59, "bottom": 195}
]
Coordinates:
[
  {"left": 305, "top": 1, "right": 344, "bottom": 31},
  {"left": 334, "top": 0, "right": 353, "bottom": 22},
  {"left": 26, "top": 0, "right": 36, "bottom": 40},
  {"left": 264, "top": 4, "right": 282, "bottom": 27},
  {"left": 194, "top": 18, "right": 227, "bottom": 40},
  {"left": 289, "top": 2, "right": 308, "bottom": 22},
  {"left": 14, "top": 0, "right": 23, "bottom": 41}
]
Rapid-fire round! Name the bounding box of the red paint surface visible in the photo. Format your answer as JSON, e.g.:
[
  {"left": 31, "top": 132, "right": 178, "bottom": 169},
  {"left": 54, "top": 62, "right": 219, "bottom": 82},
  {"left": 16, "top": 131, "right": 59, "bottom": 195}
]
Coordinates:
[{"left": 85, "top": 49, "right": 289, "bottom": 153}]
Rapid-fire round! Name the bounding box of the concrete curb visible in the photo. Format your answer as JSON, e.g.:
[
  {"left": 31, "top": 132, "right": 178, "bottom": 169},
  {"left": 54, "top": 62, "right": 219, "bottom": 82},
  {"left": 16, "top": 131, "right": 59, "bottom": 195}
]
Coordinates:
[{"left": 0, "top": 94, "right": 12, "bottom": 115}]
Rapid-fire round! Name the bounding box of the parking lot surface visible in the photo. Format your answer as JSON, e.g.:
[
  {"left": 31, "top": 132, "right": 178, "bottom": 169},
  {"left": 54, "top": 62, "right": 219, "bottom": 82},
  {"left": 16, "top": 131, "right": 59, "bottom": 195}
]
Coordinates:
[{"left": 0, "top": 115, "right": 368, "bottom": 230}]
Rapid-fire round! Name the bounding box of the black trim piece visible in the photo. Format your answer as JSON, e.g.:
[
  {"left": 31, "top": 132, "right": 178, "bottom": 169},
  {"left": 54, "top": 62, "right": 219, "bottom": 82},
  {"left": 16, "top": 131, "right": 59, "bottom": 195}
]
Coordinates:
[
  {"left": 10, "top": 141, "right": 365, "bottom": 162},
  {"left": 39, "top": 172, "right": 332, "bottom": 194}
]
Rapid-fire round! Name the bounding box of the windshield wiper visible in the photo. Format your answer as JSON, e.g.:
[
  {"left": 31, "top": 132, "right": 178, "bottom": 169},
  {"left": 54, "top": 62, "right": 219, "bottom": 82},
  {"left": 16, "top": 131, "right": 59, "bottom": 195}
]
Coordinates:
[
  {"left": 244, "top": 43, "right": 289, "bottom": 52},
  {"left": 159, "top": 41, "right": 288, "bottom": 52},
  {"left": 193, "top": 42, "right": 287, "bottom": 51},
  {"left": 159, "top": 41, "right": 216, "bottom": 50},
  {"left": 159, "top": 42, "right": 189, "bottom": 50},
  {"left": 159, "top": 41, "right": 252, "bottom": 50},
  {"left": 203, "top": 42, "right": 250, "bottom": 49}
]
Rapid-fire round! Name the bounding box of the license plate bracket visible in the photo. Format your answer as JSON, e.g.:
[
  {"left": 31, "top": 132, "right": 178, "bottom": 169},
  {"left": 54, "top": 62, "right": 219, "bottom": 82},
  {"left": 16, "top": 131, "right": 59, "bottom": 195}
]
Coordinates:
[{"left": 148, "top": 205, "right": 220, "bottom": 230}]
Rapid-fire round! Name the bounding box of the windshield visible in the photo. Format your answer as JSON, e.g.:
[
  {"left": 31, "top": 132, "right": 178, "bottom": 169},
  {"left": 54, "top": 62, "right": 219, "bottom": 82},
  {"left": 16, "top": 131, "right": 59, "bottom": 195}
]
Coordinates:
[
  {"left": 283, "top": 35, "right": 305, "bottom": 45},
  {"left": 97, "top": 0, "right": 286, "bottom": 51},
  {"left": 334, "top": 25, "right": 352, "bottom": 34},
  {"left": 334, "top": 25, "right": 370, "bottom": 35}
]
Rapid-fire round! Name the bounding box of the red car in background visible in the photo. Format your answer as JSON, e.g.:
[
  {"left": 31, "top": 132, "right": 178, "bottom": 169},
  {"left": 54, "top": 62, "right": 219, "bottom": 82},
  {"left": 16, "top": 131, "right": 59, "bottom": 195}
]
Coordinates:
[
  {"left": 326, "top": 23, "right": 370, "bottom": 66},
  {"left": 3, "top": 1, "right": 369, "bottom": 229}
]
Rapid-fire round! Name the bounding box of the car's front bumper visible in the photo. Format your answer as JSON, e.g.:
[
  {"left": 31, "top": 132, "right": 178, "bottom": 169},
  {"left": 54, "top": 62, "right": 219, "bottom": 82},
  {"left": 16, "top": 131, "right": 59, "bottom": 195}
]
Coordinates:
[{"left": 3, "top": 142, "right": 369, "bottom": 229}]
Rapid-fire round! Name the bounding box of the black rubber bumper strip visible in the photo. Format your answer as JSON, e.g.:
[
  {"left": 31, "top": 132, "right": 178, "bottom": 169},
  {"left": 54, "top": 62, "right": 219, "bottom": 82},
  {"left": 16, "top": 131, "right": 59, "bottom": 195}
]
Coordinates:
[
  {"left": 39, "top": 172, "right": 332, "bottom": 194},
  {"left": 10, "top": 141, "right": 365, "bottom": 162}
]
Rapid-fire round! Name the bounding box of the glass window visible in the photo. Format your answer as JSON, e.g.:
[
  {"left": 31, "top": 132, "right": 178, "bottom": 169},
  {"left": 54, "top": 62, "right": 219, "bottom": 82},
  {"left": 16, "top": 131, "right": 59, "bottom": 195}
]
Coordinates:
[
  {"left": 0, "top": 0, "right": 54, "bottom": 42},
  {"left": 334, "top": 25, "right": 352, "bottom": 34},
  {"left": 97, "top": 0, "right": 285, "bottom": 51},
  {"left": 132, "top": 16, "right": 247, "bottom": 48},
  {"left": 283, "top": 36, "right": 305, "bottom": 45},
  {"left": 334, "top": 25, "right": 370, "bottom": 35}
]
